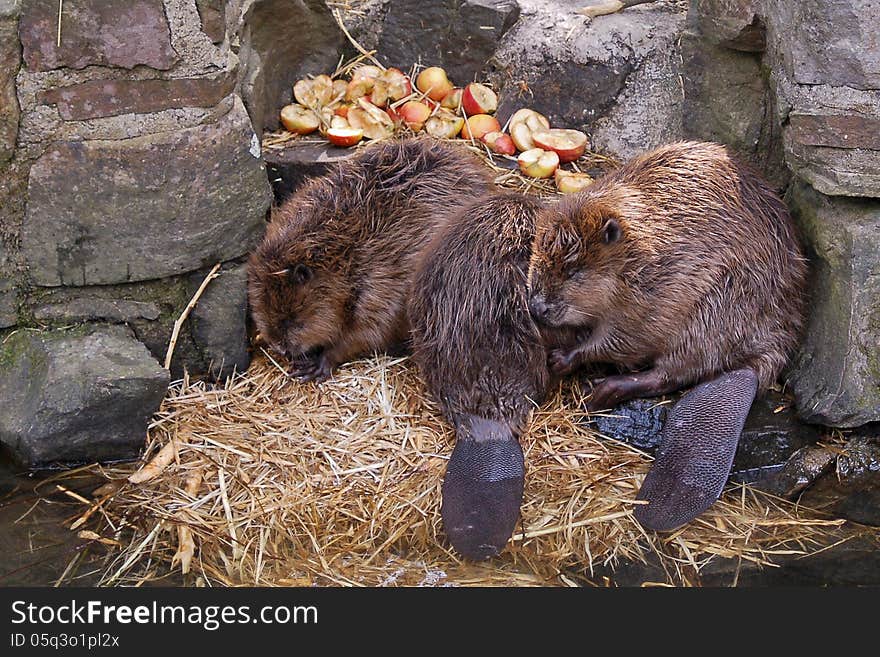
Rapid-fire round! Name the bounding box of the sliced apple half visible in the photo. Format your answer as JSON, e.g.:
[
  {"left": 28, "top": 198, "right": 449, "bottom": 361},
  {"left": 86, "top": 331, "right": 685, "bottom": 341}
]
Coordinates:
[
  {"left": 532, "top": 128, "right": 589, "bottom": 163},
  {"left": 326, "top": 127, "right": 363, "bottom": 147},
  {"left": 280, "top": 104, "right": 320, "bottom": 135}
]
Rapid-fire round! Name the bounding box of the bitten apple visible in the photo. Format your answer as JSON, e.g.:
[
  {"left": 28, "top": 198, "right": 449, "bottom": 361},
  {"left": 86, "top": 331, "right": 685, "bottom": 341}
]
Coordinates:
[
  {"left": 461, "top": 114, "right": 501, "bottom": 140},
  {"left": 416, "top": 66, "right": 454, "bottom": 102},
  {"left": 461, "top": 83, "right": 498, "bottom": 116},
  {"left": 280, "top": 104, "right": 320, "bottom": 134},
  {"left": 532, "top": 128, "right": 589, "bottom": 163},
  {"left": 554, "top": 169, "right": 594, "bottom": 194},
  {"left": 481, "top": 131, "right": 516, "bottom": 155},
  {"left": 294, "top": 74, "right": 333, "bottom": 108},
  {"left": 517, "top": 148, "right": 559, "bottom": 178},
  {"left": 425, "top": 110, "right": 465, "bottom": 138},
  {"left": 509, "top": 108, "right": 551, "bottom": 152},
  {"left": 441, "top": 88, "right": 463, "bottom": 110},
  {"left": 380, "top": 68, "right": 412, "bottom": 101}
]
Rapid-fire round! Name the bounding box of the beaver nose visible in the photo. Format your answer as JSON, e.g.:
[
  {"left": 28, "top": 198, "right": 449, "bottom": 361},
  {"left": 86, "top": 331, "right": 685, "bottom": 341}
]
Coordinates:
[{"left": 528, "top": 296, "right": 549, "bottom": 321}]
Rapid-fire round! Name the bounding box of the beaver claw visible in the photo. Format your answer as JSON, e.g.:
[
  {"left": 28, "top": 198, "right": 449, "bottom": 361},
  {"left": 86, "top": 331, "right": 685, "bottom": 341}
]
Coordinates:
[
  {"left": 634, "top": 368, "right": 758, "bottom": 532},
  {"left": 549, "top": 348, "right": 578, "bottom": 376},
  {"left": 287, "top": 354, "right": 332, "bottom": 382},
  {"left": 441, "top": 417, "right": 524, "bottom": 560}
]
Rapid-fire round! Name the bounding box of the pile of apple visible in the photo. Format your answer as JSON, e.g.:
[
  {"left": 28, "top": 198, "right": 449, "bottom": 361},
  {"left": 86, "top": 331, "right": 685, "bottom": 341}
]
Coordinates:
[{"left": 279, "top": 64, "right": 594, "bottom": 194}]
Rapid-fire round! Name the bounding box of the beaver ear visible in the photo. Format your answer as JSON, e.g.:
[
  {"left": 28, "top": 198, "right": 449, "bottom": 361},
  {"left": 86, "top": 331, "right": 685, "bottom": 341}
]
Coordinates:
[
  {"left": 602, "top": 218, "right": 621, "bottom": 244},
  {"left": 287, "top": 263, "right": 312, "bottom": 285}
]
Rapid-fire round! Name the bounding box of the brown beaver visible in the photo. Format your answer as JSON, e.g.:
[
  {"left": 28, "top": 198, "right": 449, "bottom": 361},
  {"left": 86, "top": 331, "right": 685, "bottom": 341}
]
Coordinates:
[
  {"left": 527, "top": 141, "right": 808, "bottom": 531},
  {"left": 409, "top": 192, "right": 574, "bottom": 560},
  {"left": 248, "top": 137, "right": 493, "bottom": 381}
]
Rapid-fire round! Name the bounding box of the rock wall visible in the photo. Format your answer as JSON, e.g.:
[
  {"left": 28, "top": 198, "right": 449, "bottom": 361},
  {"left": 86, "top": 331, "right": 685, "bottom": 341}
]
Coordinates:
[
  {"left": 683, "top": 0, "right": 880, "bottom": 427},
  {"left": 0, "top": 0, "right": 345, "bottom": 467}
]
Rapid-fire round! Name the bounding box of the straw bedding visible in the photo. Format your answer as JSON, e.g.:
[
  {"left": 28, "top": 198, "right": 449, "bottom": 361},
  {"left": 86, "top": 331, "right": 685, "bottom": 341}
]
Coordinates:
[{"left": 69, "top": 352, "right": 852, "bottom": 587}]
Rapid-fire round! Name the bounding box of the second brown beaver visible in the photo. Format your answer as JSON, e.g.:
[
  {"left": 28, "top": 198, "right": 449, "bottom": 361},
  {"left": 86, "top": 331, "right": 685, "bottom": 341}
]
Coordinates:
[
  {"left": 527, "top": 140, "right": 809, "bottom": 530},
  {"left": 408, "top": 192, "right": 575, "bottom": 560},
  {"left": 248, "top": 137, "right": 493, "bottom": 381}
]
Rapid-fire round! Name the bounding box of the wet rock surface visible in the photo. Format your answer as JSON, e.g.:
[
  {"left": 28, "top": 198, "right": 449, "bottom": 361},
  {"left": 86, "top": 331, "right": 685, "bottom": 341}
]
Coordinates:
[
  {"left": 0, "top": 325, "right": 169, "bottom": 467},
  {"left": 264, "top": 141, "right": 354, "bottom": 202},
  {"left": 588, "top": 387, "right": 821, "bottom": 483},
  {"left": 22, "top": 98, "right": 271, "bottom": 287}
]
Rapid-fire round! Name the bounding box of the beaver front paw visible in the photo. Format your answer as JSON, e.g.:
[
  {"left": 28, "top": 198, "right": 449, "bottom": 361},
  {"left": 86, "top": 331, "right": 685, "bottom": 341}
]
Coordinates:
[
  {"left": 287, "top": 349, "right": 332, "bottom": 383},
  {"left": 549, "top": 348, "right": 579, "bottom": 376}
]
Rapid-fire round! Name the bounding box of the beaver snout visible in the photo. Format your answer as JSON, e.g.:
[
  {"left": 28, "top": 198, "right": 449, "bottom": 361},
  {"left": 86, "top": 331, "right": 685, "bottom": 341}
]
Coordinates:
[{"left": 528, "top": 294, "right": 551, "bottom": 323}]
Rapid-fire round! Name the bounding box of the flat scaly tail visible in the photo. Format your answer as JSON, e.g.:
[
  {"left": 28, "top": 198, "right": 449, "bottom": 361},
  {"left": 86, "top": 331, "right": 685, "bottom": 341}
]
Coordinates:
[
  {"left": 441, "top": 416, "right": 525, "bottom": 560},
  {"left": 634, "top": 368, "right": 759, "bottom": 532}
]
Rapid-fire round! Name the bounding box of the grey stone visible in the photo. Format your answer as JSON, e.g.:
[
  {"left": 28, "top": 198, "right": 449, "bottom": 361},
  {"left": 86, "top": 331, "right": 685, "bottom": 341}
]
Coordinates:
[
  {"left": 681, "top": 33, "right": 767, "bottom": 158},
  {"left": 22, "top": 97, "right": 272, "bottom": 287},
  {"left": 787, "top": 181, "right": 880, "bottom": 428},
  {"left": 688, "top": 0, "right": 765, "bottom": 51},
  {"left": 0, "top": 325, "right": 169, "bottom": 467},
  {"left": 34, "top": 298, "right": 161, "bottom": 324},
  {"left": 264, "top": 140, "right": 354, "bottom": 201},
  {"left": 490, "top": 0, "right": 686, "bottom": 160},
  {"left": 377, "top": 0, "right": 520, "bottom": 84},
  {"left": 19, "top": 0, "right": 177, "bottom": 72},
  {"left": 39, "top": 71, "right": 237, "bottom": 121},
  {"left": 0, "top": 278, "right": 16, "bottom": 328},
  {"left": 799, "top": 437, "right": 880, "bottom": 526},
  {"left": 196, "top": 0, "right": 225, "bottom": 43},
  {"left": 783, "top": 135, "right": 880, "bottom": 198},
  {"left": 188, "top": 263, "right": 250, "bottom": 380},
  {"left": 0, "top": 6, "right": 20, "bottom": 163},
  {"left": 765, "top": 0, "right": 880, "bottom": 91},
  {"left": 239, "top": 0, "right": 346, "bottom": 133}
]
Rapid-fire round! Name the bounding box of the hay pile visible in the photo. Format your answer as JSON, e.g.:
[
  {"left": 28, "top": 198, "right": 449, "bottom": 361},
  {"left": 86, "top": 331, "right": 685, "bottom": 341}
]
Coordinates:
[{"left": 66, "top": 353, "right": 850, "bottom": 587}]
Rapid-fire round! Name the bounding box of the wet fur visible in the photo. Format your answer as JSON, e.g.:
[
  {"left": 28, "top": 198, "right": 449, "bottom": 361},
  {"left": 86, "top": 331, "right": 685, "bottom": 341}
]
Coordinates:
[
  {"left": 529, "top": 141, "right": 808, "bottom": 402},
  {"left": 248, "top": 137, "right": 494, "bottom": 379}
]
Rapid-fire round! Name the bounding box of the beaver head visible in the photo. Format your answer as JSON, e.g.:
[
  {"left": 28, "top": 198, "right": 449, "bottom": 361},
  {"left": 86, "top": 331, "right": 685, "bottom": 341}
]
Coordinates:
[
  {"left": 247, "top": 220, "right": 350, "bottom": 370},
  {"left": 527, "top": 187, "right": 642, "bottom": 330}
]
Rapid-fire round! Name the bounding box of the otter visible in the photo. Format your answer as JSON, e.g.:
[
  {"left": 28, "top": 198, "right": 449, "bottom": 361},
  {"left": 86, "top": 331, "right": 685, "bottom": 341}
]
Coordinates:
[
  {"left": 248, "top": 137, "right": 494, "bottom": 381},
  {"left": 527, "top": 141, "right": 808, "bottom": 531},
  {"left": 409, "top": 192, "right": 574, "bottom": 560}
]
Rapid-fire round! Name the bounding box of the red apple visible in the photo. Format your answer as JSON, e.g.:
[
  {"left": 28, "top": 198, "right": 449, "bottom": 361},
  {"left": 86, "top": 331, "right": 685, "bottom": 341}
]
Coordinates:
[
  {"left": 425, "top": 110, "right": 465, "bottom": 138},
  {"left": 461, "top": 83, "right": 498, "bottom": 116},
  {"left": 461, "top": 114, "right": 502, "bottom": 140},
  {"left": 517, "top": 148, "right": 559, "bottom": 178},
  {"left": 334, "top": 103, "right": 352, "bottom": 118},
  {"left": 416, "top": 66, "right": 454, "bottom": 102},
  {"left": 326, "top": 127, "right": 364, "bottom": 147},
  {"left": 481, "top": 131, "right": 516, "bottom": 155},
  {"left": 280, "top": 104, "right": 320, "bottom": 134},
  {"left": 441, "top": 88, "right": 463, "bottom": 110},
  {"left": 509, "top": 108, "right": 551, "bottom": 152},
  {"left": 555, "top": 169, "right": 594, "bottom": 194},
  {"left": 396, "top": 100, "right": 432, "bottom": 131},
  {"left": 532, "top": 128, "right": 589, "bottom": 163}
]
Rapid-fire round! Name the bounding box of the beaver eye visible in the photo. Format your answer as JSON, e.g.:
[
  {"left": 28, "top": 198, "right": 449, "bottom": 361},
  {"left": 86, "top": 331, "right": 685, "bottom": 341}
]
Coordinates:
[
  {"left": 602, "top": 218, "right": 621, "bottom": 244},
  {"left": 287, "top": 263, "right": 312, "bottom": 285}
]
